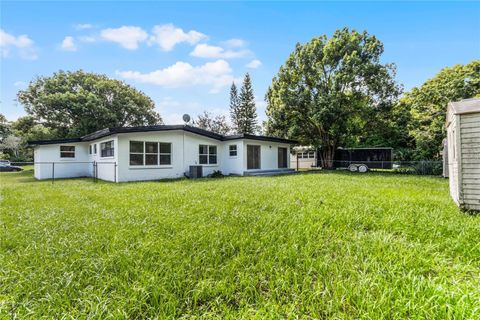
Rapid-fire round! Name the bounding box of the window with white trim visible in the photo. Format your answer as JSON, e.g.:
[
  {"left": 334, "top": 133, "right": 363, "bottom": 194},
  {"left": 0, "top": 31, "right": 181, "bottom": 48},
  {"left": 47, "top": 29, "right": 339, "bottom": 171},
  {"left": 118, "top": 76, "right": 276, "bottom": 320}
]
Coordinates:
[
  {"left": 298, "top": 151, "right": 315, "bottom": 159},
  {"left": 60, "top": 146, "right": 75, "bottom": 158},
  {"left": 129, "top": 141, "right": 172, "bottom": 166},
  {"left": 229, "top": 145, "right": 237, "bottom": 157},
  {"left": 89, "top": 145, "right": 92, "bottom": 154},
  {"left": 93, "top": 144, "right": 97, "bottom": 154},
  {"left": 199, "top": 144, "right": 217, "bottom": 164},
  {"left": 100, "top": 140, "right": 114, "bottom": 157}
]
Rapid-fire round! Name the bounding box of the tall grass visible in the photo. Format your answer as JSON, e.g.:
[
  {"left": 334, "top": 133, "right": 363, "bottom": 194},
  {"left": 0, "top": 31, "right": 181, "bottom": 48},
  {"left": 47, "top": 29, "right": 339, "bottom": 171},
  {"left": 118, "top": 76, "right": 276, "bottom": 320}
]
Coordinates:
[{"left": 1, "top": 169, "right": 479, "bottom": 319}]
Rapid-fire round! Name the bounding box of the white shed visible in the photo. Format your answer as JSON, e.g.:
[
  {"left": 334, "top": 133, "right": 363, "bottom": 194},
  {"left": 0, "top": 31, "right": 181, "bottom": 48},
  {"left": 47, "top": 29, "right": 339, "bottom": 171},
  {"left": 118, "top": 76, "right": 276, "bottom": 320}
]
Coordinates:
[{"left": 446, "top": 98, "right": 480, "bottom": 211}]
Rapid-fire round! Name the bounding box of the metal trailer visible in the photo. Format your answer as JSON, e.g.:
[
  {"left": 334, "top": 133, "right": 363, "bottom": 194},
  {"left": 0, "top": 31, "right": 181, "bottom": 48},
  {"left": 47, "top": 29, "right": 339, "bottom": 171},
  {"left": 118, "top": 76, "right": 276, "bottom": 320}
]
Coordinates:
[{"left": 332, "top": 147, "right": 394, "bottom": 172}]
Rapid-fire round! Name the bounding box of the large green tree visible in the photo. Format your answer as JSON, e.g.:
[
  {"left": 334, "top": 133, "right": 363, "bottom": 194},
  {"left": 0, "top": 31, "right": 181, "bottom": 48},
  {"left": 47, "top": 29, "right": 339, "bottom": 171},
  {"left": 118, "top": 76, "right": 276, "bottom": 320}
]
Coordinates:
[
  {"left": 238, "top": 73, "right": 258, "bottom": 134},
  {"left": 405, "top": 60, "right": 480, "bottom": 160},
  {"left": 266, "top": 28, "right": 400, "bottom": 167},
  {"left": 353, "top": 99, "right": 414, "bottom": 160},
  {"left": 0, "top": 115, "right": 58, "bottom": 161},
  {"left": 229, "top": 82, "right": 241, "bottom": 133},
  {"left": 17, "top": 70, "right": 162, "bottom": 138},
  {"left": 195, "top": 111, "right": 231, "bottom": 135},
  {"left": 0, "top": 114, "right": 11, "bottom": 142}
]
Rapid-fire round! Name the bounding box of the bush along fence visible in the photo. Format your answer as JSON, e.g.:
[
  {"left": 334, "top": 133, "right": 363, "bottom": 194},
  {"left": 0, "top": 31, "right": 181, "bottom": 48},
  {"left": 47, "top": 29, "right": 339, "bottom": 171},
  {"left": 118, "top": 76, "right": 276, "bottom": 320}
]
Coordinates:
[{"left": 7, "top": 161, "right": 117, "bottom": 183}]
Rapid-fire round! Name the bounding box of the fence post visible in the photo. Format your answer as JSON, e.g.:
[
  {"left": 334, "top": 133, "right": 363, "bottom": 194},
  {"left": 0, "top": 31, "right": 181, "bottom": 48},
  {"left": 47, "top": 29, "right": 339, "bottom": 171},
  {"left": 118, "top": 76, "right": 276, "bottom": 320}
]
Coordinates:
[{"left": 52, "top": 162, "right": 55, "bottom": 184}]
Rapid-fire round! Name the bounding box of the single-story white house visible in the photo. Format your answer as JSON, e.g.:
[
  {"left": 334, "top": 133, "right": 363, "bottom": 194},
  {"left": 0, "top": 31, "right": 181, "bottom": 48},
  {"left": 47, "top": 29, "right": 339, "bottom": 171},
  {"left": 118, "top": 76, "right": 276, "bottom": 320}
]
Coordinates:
[
  {"left": 446, "top": 98, "right": 480, "bottom": 211},
  {"left": 28, "top": 125, "right": 296, "bottom": 182}
]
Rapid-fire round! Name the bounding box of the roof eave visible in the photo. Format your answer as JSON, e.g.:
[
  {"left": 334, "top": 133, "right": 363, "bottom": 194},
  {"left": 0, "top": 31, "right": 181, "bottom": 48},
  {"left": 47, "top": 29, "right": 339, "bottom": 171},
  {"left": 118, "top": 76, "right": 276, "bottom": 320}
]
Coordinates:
[
  {"left": 28, "top": 124, "right": 297, "bottom": 145},
  {"left": 28, "top": 138, "right": 82, "bottom": 146}
]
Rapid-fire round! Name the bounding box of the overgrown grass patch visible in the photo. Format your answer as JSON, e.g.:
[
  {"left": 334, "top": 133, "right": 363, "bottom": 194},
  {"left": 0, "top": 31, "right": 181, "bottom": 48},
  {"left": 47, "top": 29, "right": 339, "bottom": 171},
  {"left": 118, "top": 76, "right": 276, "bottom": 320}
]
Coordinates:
[{"left": 1, "top": 169, "right": 479, "bottom": 318}]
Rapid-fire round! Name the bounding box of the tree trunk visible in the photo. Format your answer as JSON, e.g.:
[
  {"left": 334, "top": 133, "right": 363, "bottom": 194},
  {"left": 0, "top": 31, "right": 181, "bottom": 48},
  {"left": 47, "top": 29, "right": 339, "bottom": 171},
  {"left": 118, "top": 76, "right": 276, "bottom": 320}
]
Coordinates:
[{"left": 319, "top": 145, "right": 336, "bottom": 169}]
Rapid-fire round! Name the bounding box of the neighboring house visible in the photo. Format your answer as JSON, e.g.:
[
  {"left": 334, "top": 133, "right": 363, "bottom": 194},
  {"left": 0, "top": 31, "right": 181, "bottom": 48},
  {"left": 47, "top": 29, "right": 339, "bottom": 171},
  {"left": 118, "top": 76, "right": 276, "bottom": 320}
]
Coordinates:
[
  {"left": 290, "top": 146, "right": 317, "bottom": 169},
  {"left": 28, "top": 125, "right": 295, "bottom": 182},
  {"left": 446, "top": 98, "right": 480, "bottom": 211},
  {"left": 290, "top": 146, "right": 393, "bottom": 171}
]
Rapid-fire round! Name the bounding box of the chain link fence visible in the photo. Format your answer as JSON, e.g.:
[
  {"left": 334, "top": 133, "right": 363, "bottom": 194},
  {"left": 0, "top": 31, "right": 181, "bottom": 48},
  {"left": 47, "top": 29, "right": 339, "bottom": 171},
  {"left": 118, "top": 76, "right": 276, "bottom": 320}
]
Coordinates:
[
  {"left": 3, "top": 161, "right": 117, "bottom": 183},
  {"left": 295, "top": 160, "right": 444, "bottom": 176},
  {"left": 3, "top": 159, "right": 444, "bottom": 184}
]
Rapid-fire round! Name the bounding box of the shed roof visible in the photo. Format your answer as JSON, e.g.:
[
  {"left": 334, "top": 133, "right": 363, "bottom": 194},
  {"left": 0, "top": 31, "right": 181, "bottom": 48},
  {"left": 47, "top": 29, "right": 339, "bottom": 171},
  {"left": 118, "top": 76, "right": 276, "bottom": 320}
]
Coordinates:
[{"left": 448, "top": 98, "right": 480, "bottom": 116}]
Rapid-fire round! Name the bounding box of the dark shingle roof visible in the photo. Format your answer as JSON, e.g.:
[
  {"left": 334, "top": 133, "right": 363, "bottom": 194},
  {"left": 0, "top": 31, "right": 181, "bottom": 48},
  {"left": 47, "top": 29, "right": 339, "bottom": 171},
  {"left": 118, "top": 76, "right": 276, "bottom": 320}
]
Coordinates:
[{"left": 28, "top": 125, "right": 297, "bottom": 145}]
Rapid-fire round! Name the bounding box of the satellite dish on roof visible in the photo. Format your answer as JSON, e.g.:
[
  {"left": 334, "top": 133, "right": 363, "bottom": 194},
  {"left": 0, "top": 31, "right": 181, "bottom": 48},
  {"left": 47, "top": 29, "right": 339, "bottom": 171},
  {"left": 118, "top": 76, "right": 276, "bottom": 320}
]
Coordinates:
[{"left": 182, "top": 114, "right": 191, "bottom": 123}]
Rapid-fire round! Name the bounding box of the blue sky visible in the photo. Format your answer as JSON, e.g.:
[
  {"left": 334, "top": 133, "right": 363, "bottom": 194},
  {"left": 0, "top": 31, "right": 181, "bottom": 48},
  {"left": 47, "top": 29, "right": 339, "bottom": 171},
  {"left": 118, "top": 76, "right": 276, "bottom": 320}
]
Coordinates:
[{"left": 1, "top": 1, "right": 479, "bottom": 124}]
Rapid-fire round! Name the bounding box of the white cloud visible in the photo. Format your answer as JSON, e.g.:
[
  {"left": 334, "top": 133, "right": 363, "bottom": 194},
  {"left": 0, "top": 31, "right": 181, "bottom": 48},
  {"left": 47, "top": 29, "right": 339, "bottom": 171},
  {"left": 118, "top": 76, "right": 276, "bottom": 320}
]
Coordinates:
[
  {"left": 255, "top": 97, "right": 267, "bottom": 122},
  {"left": 148, "top": 24, "right": 207, "bottom": 51},
  {"left": 190, "top": 43, "right": 251, "bottom": 59},
  {"left": 117, "top": 59, "right": 235, "bottom": 93},
  {"left": 60, "top": 36, "right": 77, "bottom": 51},
  {"left": 0, "top": 29, "right": 37, "bottom": 60},
  {"left": 75, "top": 23, "right": 94, "bottom": 30},
  {"left": 100, "top": 26, "right": 148, "bottom": 50},
  {"left": 157, "top": 98, "right": 183, "bottom": 124},
  {"left": 162, "top": 112, "right": 185, "bottom": 125},
  {"left": 79, "top": 36, "right": 96, "bottom": 43},
  {"left": 246, "top": 59, "right": 262, "bottom": 69},
  {"left": 157, "top": 97, "right": 204, "bottom": 124},
  {"left": 223, "top": 38, "right": 246, "bottom": 48},
  {"left": 13, "top": 81, "right": 26, "bottom": 87}
]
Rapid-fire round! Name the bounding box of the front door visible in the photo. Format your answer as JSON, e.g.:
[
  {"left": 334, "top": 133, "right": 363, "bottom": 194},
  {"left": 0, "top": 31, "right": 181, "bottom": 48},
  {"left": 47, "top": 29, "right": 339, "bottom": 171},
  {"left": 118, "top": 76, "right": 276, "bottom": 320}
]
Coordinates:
[
  {"left": 278, "top": 147, "right": 288, "bottom": 168},
  {"left": 247, "top": 145, "right": 261, "bottom": 170}
]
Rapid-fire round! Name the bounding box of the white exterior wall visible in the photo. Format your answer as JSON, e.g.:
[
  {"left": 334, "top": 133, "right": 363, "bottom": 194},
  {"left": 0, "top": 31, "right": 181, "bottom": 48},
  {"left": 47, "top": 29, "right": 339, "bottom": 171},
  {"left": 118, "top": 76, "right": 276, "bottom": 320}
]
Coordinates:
[
  {"left": 183, "top": 132, "right": 223, "bottom": 177},
  {"left": 116, "top": 130, "right": 232, "bottom": 182},
  {"left": 222, "top": 141, "right": 244, "bottom": 175},
  {"left": 89, "top": 136, "right": 118, "bottom": 182},
  {"left": 116, "top": 131, "right": 184, "bottom": 182},
  {"left": 33, "top": 131, "right": 292, "bottom": 182},
  {"left": 242, "top": 139, "right": 291, "bottom": 172},
  {"left": 290, "top": 155, "right": 316, "bottom": 169},
  {"left": 33, "top": 143, "right": 91, "bottom": 180}
]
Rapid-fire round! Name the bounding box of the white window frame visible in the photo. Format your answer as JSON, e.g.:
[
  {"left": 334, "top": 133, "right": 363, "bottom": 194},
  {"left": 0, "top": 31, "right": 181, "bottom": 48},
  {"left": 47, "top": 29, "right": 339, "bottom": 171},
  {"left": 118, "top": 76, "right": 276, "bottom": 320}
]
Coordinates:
[
  {"left": 298, "top": 151, "right": 315, "bottom": 159},
  {"left": 145, "top": 141, "right": 159, "bottom": 166},
  {"left": 60, "top": 145, "right": 75, "bottom": 159},
  {"left": 93, "top": 144, "right": 97, "bottom": 154},
  {"left": 158, "top": 143, "right": 172, "bottom": 166},
  {"left": 199, "top": 144, "right": 218, "bottom": 165},
  {"left": 129, "top": 141, "right": 172, "bottom": 167},
  {"left": 129, "top": 141, "right": 144, "bottom": 166},
  {"left": 229, "top": 144, "right": 237, "bottom": 157},
  {"left": 100, "top": 140, "right": 114, "bottom": 158}
]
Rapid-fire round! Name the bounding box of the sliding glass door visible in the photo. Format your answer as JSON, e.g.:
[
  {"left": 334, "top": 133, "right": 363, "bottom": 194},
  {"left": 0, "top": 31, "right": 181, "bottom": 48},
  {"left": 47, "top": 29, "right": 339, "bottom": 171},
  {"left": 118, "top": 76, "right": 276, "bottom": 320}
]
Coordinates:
[
  {"left": 247, "top": 145, "right": 261, "bottom": 170},
  {"left": 278, "top": 147, "right": 288, "bottom": 168}
]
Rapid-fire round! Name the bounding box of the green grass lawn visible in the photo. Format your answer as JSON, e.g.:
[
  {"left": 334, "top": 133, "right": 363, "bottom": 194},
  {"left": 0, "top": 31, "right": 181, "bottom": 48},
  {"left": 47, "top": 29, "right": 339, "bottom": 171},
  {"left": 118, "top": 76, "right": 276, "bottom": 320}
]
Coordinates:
[{"left": 1, "top": 169, "right": 479, "bottom": 319}]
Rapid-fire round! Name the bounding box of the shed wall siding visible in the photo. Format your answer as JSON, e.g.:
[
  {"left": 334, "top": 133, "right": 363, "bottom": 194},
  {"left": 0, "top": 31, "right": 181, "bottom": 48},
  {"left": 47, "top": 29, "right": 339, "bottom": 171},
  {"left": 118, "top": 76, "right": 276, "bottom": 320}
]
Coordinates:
[
  {"left": 447, "top": 115, "right": 460, "bottom": 204},
  {"left": 460, "top": 113, "right": 480, "bottom": 209}
]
